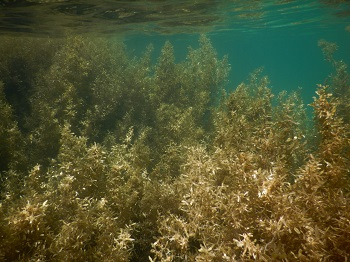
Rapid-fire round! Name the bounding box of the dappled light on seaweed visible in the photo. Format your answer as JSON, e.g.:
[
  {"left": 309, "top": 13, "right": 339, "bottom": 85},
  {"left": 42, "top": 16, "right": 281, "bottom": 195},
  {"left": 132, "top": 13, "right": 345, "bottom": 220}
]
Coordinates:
[
  {"left": 0, "top": 35, "right": 349, "bottom": 261},
  {"left": 152, "top": 82, "right": 350, "bottom": 262}
]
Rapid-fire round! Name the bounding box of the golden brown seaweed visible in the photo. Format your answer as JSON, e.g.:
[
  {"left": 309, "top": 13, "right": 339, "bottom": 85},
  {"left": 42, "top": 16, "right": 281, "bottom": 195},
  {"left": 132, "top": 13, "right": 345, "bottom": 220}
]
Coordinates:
[{"left": 0, "top": 35, "right": 349, "bottom": 261}]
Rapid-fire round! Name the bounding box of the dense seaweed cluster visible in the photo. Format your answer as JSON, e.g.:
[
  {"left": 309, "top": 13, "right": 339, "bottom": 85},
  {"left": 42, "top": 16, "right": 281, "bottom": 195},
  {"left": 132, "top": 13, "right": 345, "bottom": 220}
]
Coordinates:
[{"left": 0, "top": 35, "right": 349, "bottom": 261}]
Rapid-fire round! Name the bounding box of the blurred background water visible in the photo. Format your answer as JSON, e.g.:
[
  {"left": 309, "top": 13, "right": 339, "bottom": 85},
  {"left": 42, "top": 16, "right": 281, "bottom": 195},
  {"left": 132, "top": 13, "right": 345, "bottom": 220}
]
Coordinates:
[
  {"left": 1, "top": 0, "right": 350, "bottom": 106},
  {"left": 123, "top": 1, "right": 350, "bottom": 107}
]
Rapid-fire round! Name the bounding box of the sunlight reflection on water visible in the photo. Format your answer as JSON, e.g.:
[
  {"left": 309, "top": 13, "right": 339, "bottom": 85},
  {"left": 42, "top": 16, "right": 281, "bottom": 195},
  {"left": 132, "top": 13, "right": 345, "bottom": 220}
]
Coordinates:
[{"left": 0, "top": 0, "right": 349, "bottom": 36}]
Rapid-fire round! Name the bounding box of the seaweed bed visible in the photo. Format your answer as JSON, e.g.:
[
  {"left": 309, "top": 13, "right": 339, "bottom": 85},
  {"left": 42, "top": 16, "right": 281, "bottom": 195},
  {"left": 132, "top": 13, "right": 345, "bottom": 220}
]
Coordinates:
[{"left": 0, "top": 35, "right": 349, "bottom": 261}]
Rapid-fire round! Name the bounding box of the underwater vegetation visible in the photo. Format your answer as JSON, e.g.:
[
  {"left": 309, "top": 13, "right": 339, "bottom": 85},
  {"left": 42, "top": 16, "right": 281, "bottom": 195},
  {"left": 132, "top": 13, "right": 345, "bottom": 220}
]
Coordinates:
[{"left": 0, "top": 35, "right": 349, "bottom": 261}]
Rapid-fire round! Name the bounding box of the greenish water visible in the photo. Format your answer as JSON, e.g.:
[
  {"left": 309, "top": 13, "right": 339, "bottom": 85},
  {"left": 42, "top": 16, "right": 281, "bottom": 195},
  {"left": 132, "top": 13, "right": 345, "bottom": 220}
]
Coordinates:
[
  {"left": 2, "top": 1, "right": 349, "bottom": 105},
  {"left": 121, "top": 1, "right": 350, "bottom": 107}
]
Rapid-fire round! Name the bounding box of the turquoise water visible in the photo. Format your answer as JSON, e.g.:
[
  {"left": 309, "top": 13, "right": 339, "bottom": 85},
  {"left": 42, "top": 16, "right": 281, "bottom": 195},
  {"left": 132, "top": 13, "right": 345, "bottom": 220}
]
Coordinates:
[
  {"left": 2, "top": 1, "right": 350, "bottom": 105},
  {"left": 1, "top": 1, "right": 349, "bottom": 121},
  {"left": 122, "top": 1, "right": 350, "bottom": 107}
]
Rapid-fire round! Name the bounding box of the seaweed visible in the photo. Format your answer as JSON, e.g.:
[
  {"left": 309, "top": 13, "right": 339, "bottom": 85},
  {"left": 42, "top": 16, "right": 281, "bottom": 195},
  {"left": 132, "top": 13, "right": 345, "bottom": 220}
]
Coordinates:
[
  {"left": 0, "top": 82, "right": 25, "bottom": 173},
  {"left": 151, "top": 82, "right": 350, "bottom": 261},
  {"left": 0, "top": 34, "right": 349, "bottom": 261},
  {"left": 318, "top": 39, "right": 350, "bottom": 124}
]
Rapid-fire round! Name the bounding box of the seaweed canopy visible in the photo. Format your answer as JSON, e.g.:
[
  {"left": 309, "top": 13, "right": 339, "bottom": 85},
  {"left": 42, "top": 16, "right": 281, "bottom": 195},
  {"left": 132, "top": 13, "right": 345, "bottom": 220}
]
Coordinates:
[
  {"left": 0, "top": 34, "right": 350, "bottom": 262},
  {"left": 151, "top": 81, "right": 350, "bottom": 261},
  {"left": 318, "top": 39, "right": 350, "bottom": 124},
  {"left": 0, "top": 35, "right": 229, "bottom": 261}
]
